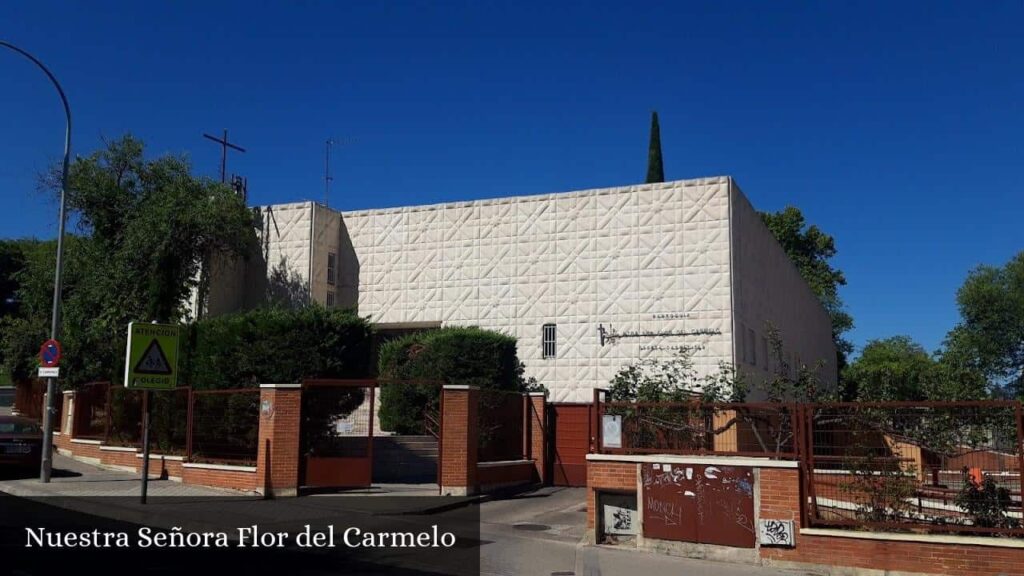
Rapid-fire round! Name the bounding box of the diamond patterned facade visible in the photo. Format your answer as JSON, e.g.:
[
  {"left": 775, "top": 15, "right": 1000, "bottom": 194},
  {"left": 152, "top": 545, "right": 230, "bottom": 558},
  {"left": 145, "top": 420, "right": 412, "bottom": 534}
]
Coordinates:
[{"left": 206, "top": 177, "right": 836, "bottom": 403}]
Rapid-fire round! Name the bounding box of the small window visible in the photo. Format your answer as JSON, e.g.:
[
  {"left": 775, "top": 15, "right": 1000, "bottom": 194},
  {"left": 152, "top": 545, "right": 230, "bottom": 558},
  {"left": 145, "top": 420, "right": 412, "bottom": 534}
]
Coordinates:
[
  {"left": 327, "top": 252, "right": 337, "bottom": 286},
  {"left": 326, "top": 290, "right": 336, "bottom": 308},
  {"left": 748, "top": 328, "right": 756, "bottom": 366},
  {"left": 542, "top": 324, "right": 556, "bottom": 359}
]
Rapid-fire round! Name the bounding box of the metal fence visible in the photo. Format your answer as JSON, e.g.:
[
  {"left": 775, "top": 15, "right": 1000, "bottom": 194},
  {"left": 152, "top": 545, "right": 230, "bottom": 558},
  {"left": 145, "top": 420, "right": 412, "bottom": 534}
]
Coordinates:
[
  {"left": 477, "top": 388, "right": 526, "bottom": 463},
  {"left": 14, "top": 380, "right": 48, "bottom": 421},
  {"left": 804, "top": 401, "right": 1023, "bottom": 537},
  {"left": 72, "top": 381, "right": 110, "bottom": 439},
  {"left": 188, "top": 389, "right": 260, "bottom": 465},
  {"left": 597, "top": 397, "right": 799, "bottom": 459},
  {"left": 594, "top": 396, "right": 1024, "bottom": 538},
  {"left": 67, "top": 383, "right": 257, "bottom": 465}
]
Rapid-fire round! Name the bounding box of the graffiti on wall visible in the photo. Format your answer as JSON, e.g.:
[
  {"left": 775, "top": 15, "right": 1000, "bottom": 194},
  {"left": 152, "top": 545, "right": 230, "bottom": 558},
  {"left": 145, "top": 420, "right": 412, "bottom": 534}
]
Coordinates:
[
  {"left": 758, "top": 519, "right": 794, "bottom": 547},
  {"left": 641, "top": 463, "right": 755, "bottom": 548}
]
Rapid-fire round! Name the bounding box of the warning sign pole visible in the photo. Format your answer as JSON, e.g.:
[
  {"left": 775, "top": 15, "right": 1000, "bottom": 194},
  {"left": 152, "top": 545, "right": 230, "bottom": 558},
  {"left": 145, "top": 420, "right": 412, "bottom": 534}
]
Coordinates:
[{"left": 140, "top": 390, "right": 151, "bottom": 504}]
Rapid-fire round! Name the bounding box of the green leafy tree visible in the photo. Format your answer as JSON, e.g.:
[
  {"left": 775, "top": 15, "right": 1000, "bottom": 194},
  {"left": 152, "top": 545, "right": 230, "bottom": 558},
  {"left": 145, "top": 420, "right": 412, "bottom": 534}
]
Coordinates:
[
  {"left": 845, "top": 336, "right": 935, "bottom": 401},
  {"left": 607, "top": 346, "right": 745, "bottom": 403},
  {"left": 839, "top": 450, "right": 919, "bottom": 524},
  {"left": 3, "top": 135, "right": 256, "bottom": 387},
  {"left": 956, "top": 472, "right": 1020, "bottom": 529},
  {"left": 645, "top": 111, "right": 664, "bottom": 183},
  {"left": 943, "top": 252, "right": 1024, "bottom": 397},
  {"left": 760, "top": 206, "right": 853, "bottom": 389},
  {"left": 377, "top": 327, "right": 528, "bottom": 434}
]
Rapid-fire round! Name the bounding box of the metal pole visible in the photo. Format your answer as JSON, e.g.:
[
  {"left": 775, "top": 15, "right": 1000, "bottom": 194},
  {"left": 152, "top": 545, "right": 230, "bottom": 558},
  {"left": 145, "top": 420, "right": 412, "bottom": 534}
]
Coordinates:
[
  {"left": 219, "top": 129, "right": 227, "bottom": 183},
  {"left": 140, "top": 390, "right": 151, "bottom": 504},
  {"left": 1, "top": 41, "right": 72, "bottom": 484}
]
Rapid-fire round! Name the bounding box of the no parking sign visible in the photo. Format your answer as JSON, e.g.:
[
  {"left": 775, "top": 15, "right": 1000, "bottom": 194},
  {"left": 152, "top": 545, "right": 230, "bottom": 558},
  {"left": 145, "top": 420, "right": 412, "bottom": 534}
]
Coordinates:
[{"left": 38, "top": 339, "right": 61, "bottom": 377}]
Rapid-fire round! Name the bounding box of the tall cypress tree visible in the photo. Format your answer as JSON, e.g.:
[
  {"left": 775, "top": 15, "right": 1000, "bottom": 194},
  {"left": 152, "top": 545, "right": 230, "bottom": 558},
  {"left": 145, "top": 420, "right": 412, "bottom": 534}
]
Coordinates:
[{"left": 645, "top": 111, "right": 665, "bottom": 183}]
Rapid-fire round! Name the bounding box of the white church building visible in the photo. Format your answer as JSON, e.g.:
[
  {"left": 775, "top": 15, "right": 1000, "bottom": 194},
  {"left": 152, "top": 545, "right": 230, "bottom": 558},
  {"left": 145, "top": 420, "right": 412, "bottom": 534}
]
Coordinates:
[{"left": 204, "top": 176, "right": 836, "bottom": 404}]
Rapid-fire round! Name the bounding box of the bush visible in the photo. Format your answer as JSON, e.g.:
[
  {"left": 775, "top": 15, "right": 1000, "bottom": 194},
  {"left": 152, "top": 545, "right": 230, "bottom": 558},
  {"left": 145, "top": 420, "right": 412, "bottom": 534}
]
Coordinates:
[
  {"left": 185, "top": 306, "right": 374, "bottom": 389},
  {"left": 956, "top": 471, "right": 1020, "bottom": 530},
  {"left": 377, "top": 327, "right": 524, "bottom": 434}
]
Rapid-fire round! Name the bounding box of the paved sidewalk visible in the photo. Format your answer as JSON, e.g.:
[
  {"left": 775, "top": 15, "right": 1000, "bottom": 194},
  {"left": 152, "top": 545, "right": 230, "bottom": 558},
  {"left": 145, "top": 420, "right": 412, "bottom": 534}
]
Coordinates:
[
  {"left": 2, "top": 455, "right": 801, "bottom": 575},
  {"left": 477, "top": 486, "right": 800, "bottom": 576},
  {"left": 0, "top": 453, "right": 248, "bottom": 498}
]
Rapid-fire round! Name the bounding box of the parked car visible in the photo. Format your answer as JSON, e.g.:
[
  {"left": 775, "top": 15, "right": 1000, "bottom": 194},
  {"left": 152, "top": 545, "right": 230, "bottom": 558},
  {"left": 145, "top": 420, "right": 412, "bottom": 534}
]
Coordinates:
[
  {"left": 0, "top": 415, "right": 43, "bottom": 470},
  {"left": 0, "top": 386, "right": 13, "bottom": 410}
]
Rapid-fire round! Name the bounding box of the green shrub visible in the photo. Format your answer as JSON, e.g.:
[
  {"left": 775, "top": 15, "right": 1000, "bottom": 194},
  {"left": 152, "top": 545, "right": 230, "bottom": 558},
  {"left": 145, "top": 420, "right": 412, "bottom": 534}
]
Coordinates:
[
  {"left": 185, "top": 306, "right": 373, "bottom": 389},
  {"left": 377, "top": 327, "right": 524, "bottom": 434},
  {"left": 956, "top": 471, "right": 1020, "bottom": 529}
]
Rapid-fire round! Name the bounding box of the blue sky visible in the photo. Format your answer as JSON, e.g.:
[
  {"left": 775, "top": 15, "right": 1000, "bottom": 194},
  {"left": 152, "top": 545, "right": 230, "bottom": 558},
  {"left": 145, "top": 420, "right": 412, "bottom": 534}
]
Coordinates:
[{"left": 2, "top": 2, "right": 1021, "bottom": 356}]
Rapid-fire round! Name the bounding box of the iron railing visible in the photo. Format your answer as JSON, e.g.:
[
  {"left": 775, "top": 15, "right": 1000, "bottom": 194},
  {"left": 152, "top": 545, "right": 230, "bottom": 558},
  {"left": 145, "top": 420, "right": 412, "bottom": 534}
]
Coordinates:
[
  {"left": 803, "top": 401, "right": 1024, "bottom": 537},
  {"left": 597, "top": 397, "right": 799, "bottom": 459},
  {"left": 477, "top": 388, "right": 527, "bottom": 462}
]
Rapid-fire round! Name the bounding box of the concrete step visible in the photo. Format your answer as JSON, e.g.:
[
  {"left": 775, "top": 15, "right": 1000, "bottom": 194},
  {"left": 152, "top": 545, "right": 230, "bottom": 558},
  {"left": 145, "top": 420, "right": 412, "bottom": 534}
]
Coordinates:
[{"left": 373, "top": 435, "right": 438, "bottom": 483}]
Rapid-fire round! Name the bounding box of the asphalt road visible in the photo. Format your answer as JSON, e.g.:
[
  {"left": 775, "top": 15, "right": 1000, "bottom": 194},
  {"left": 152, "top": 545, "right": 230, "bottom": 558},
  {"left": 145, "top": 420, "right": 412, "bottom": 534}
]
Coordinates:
[{"left": 0, "top": 455, "right": 804, "bottom": 576}]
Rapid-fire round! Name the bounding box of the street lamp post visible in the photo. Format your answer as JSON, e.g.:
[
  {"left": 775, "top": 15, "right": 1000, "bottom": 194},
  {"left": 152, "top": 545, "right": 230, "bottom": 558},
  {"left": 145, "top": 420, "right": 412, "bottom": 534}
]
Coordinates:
[{"left": 1, "top": 40, "right": 72, "bottom": 483}]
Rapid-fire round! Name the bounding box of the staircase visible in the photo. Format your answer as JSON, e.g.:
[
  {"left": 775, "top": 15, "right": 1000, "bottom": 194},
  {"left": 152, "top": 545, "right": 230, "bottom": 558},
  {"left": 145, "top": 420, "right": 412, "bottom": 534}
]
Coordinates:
[{"left": 372, "top": 435, "right": 438, "bottom": 484}]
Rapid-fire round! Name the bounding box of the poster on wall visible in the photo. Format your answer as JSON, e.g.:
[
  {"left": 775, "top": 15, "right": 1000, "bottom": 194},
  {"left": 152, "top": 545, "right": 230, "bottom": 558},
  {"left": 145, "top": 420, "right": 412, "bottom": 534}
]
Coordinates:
[
  {"left": 603, "top": 504, "right": 637, "bottom": 535},
  {"left": 602, "top": 414, "right": 622, "bottom": 449},
  {"left": 599, "top": 492, "right": 638, "bottom": 537}
]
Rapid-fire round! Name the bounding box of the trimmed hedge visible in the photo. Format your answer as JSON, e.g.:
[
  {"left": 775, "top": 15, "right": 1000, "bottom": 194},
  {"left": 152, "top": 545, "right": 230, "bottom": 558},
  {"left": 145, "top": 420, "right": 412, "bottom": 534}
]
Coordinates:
[
  {"left": 378, "top": 326, "right": 523, "bottom": 434},
  {"left": 185, "top": 306, "right": 374, "bottom": 389}
]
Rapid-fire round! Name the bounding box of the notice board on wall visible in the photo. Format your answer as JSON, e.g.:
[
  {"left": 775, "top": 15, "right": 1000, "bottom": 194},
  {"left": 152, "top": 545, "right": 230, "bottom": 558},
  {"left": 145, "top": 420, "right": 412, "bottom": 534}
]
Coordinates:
[{"left": 641, "top": 462, "right": 755, "bottom": 548}]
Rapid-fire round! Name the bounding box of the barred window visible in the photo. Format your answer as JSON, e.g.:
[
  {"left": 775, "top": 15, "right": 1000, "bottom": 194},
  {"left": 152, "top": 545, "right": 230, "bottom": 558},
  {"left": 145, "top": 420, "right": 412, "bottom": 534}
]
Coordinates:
[
  {"left": 542, "top": 324, "right": 556, "bottom": 359},
  {"left": 326, "top": 290, "right": 336, "bottom": 308},
  {"left": 327, "top": 252, "right": 337, "bottom": 286}
]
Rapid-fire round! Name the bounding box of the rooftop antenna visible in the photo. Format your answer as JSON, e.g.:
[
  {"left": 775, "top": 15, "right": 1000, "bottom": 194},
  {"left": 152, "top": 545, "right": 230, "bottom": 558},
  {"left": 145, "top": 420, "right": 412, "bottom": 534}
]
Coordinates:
[
  {"left": 324, "top": 138, "right": 335, "bottom": 207},
  {"left": 203, "top": 129, "right": 246, "bottom": 183}
]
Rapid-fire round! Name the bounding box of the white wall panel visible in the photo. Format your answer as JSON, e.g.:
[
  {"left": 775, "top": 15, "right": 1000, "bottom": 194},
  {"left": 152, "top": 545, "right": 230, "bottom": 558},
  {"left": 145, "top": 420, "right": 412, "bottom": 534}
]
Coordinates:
[{"left": 341, "top": 177, "right": 737, "bottom": 403}]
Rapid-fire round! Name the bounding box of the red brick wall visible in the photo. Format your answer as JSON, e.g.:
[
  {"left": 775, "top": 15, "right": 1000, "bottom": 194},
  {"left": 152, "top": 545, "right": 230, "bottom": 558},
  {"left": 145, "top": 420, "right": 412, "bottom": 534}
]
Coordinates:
[
  {"left": 477, "top": 461, "right": 536, "bottom": 489},
  {"left": 182, "top": 466, "right": 258, "bottom": 491},
  {"left": 759, "top": 468, "right": 1024, "bottom": 576},
  {"left": 54, "top": 389, "right": 262, "bottom": 493},
  {"left": 586, "top": 461, "right": 637, "bottom": 528},
  {"left": 441, "top": 387, "right": 478, "bottom": 493},
  {"left": 528, "top": 394, "right": 546, "bottom": 483},
  {"left": 256, "top": 386, "right": 301, "bottom": 495},
  {"left": 137, "top": 455, "right": 184, "bottom": 479},
  {"left": 67, "top": 440, "right": 104, "bottom": 461},
  {"left": 98, "top": 448, "right": 139, "bottom": 469}
]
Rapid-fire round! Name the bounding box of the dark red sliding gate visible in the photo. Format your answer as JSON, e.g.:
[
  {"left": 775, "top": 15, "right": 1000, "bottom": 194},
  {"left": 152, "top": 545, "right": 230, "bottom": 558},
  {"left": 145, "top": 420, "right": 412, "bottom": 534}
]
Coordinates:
[{"left": 300, "top": 380, "right": 376, "bottom": 489}]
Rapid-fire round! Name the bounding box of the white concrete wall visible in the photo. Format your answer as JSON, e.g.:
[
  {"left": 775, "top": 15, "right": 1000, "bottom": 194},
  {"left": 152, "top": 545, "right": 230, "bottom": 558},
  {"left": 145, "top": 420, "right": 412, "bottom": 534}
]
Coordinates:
[
  {"left": 310, "top": 203, "right": 348, "bottom": 309},
  {"left": 259, "top": 202, "right": 314, "bottom": 308},
  {"left": 728, "top": 181, "right": 838, "bottom": 392},
  {"left": 342, "top": 178, "right": 736, "bottom": 403}
]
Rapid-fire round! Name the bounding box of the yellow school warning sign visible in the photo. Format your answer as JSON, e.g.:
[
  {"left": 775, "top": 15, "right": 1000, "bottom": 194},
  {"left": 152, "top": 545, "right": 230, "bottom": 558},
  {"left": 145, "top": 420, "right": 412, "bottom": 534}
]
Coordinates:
[{"left": 124, "top": 322, "right": 180, "bottom": 389}]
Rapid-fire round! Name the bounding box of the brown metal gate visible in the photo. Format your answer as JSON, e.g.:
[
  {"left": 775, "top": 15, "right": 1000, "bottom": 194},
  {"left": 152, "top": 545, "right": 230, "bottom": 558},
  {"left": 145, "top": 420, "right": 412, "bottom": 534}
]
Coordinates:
[
  {"left": 550, "top": 404, "right": 592, "bottom": 487},
  {"left": 300, "top": 380, "right": 376, "bottom": 490},
  {"left": 641, "top": 462, "right": 756, "bottom": 548}
]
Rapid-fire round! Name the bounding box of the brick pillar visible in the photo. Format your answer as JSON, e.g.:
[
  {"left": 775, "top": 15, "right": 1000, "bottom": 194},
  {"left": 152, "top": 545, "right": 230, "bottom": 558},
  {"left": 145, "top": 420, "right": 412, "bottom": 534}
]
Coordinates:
[
  {"left": 61, "top": 391, "right": 75, "bottom": 435},
  {"left": 527, "top": 391, "right": 547, "bottom": 484},
  {"left": 256, "top": 384, "right": 302, "bottom": 497},
  {"left": 440, "top": 385, "right": 478, "bottom": 496}
]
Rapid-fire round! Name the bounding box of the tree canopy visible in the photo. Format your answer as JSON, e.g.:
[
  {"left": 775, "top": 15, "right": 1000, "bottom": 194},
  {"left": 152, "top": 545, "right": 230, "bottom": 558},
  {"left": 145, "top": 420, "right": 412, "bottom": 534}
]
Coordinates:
[
  {"left": 943, "top": 251, "right": 1024, "bottom": 398},
  {"left": 1, "top": 135, "right": 256, "bottom": 386},
  {"left": 843, "top": 336, "right": 988, "bottom": 401},
  {"left": 645, "top": 111, "right": 664, "bottom": 183},
  {"left": 760, "top": 206, "right": 853, "bottom": 382}
]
